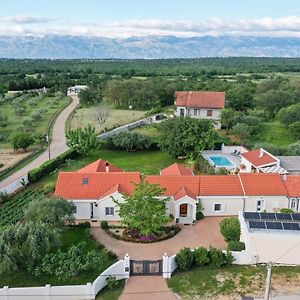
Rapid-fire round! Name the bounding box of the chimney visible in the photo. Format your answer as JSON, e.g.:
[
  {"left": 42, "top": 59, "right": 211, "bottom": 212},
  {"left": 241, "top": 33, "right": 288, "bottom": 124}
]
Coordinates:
[
  {"left": 259, "top": 148, "right": 264, "bottom": 158},
  {"left": 105, "top": 161, "right": 109, "bottom": 173},
  {"left": 283, "top": 173, "right": 287, "bottom": 181}
]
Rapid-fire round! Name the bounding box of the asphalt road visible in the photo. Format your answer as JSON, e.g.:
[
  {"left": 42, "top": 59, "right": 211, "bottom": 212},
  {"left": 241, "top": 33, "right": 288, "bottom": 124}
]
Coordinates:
[{"left": 0, "top": 94, "right": 79, "bottom": 189}]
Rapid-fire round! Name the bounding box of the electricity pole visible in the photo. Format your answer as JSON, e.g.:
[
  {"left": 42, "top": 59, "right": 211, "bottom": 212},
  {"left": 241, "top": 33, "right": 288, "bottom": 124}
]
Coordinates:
[{"left": 264, "top": 262, "right": 272, "bottom": 300}]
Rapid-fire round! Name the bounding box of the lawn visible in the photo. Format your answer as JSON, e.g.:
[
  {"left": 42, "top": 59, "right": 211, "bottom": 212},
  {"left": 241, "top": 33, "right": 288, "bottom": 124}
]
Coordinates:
[
  {"left": 0, "top": 95, "right": 69, "bottom": 149},
  {"left": 0, "top": 227, "right": 116, "bottom": 287},
  {"left": 35, "top": 149, "right": 177, "bottom": 187},
  {"left": 70, "top": 107, "right": 147, "bottom": 133},
  {"left": 168, "top": 265, "right": 300, "bottom": 299},
  {"left": 132, "top": 125, "right": 161, "bottom": 142},
  {"left": 95, "top": 280, "right": 125, "bottom": 300}
]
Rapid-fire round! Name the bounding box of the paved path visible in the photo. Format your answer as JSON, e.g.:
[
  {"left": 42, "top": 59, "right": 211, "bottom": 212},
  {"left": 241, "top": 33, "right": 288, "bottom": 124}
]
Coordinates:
[
  {"left": 120, "top": 277, "right": 178, "bottom": 300},
  {"left": 0, "top": 94, "right": 79, "bottom": 189},
  {"left": 92, "top": 217, "right": 227, "bottom": 260}
]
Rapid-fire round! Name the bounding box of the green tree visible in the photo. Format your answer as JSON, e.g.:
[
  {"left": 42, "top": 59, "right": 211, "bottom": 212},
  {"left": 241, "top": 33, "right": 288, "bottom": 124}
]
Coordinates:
[
  {"left": 194, "top": 247, "right": 210, "bottom": 267},
  {"left": 115, "top": 181, "right": 170, "bottom": 236},
  {"left": 227, "top": 84, "right": 255, "bottom": 112},
  {"left": 289, "top": 122, "right": 300, "bottom": 139},
  {"left": 23, "top": 197, "right": 75, "bottom": 229},
  {"left": 220, "top": 217, "right": 241, "bottom": 242},
  {"left": 66, "top": 124, "right": 100, "bottom": 155},
  {"left": 158, "top": 117, "right": 217, "bottom": 157},
  {"left": 221, "top": 108, "right": 236, "bottom": 133},
  {"left": 232, "top": 123, "right": 250, "bottom": 141},
  {"left": 278, "top": 103, "right": 300, "bottom": 125},
  {"left": 0, "top": 114, "right": 8, "bottom": 128},
  {"left": 78, "top": 88, "right": 95, "bottom": 106},
  {"left": 175, "top": 247, "right": 194, "bottom": 271},
  {"left": 12, "top": 132, "right": 35, "bottom": 151}
]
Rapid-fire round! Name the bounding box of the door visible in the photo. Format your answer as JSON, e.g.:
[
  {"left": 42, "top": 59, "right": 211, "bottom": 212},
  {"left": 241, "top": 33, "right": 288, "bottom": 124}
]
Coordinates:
[
  {"left": 256, "top": 200, "right": 264, "bottom": 212},
  {"left": 91, "top": 202, "right": 99, "bottom": 219},
  {"left": 180, "top": 108, "right": 184, "bottom": 116},
  {"left": 180, "top": 204, "right": 188, "bottom": 216},
  {"left": 130, "top": 260, "right": 162, "bottom": 276}
]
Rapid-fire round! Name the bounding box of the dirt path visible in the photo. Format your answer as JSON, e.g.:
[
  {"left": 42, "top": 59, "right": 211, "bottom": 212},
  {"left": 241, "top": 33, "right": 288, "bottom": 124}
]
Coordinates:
[{"left": 0, "top": 94, "right": 79, "bottom": 189}]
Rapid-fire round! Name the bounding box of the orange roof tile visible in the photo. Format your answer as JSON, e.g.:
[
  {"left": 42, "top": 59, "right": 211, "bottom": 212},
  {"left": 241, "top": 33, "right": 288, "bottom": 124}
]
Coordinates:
[
  {"left": 242, "top": 149, "right": 278, "bottom": 167},
  {"left": 200, "top": 175, "right": 244, "bottom": 196},
  {"left": 101, "top": 184, "right": 120, "bottom": 199},
  {"left": 175, "top": 91, "right": 225, "bottom": 109},
  {"left": 174, "top": 187, "right": 196, "bottom": 200},
  {"left": 55, "top": 172, "right": 140, "bottom": 199},
  {"left": 161, "top": 163, "right": 194, "bottom": 176},
  {"left": 283, "top": 176, "right": 300, "bottom": 197},
  {"left": 78, "top": 159, "right": 123, "bottom": 173},
  {"left": 239, "top": 173, "right": 287, "bottom": 196}
]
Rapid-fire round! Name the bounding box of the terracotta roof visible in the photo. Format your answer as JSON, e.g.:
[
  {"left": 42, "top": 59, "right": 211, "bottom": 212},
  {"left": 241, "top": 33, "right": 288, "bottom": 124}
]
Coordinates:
[
  {"left": 239, "top": 173, "right": 287, "bottom": 196},
  {"left": 161, "top": 163, "right": 194, "bottom": 176},
  {"left": 175, "top": 91, "right": 225, "bottom": 109},
  {"left": 174, "top": 187, "right": 196, "bottom": 200},
  {"left": 283, "top": 176, "right": 300, "bottom": 197},
  {"left": 146, "top": 175, "right": 200, "bottom": 196},
  {"left": 101, "top": 184, "right": 120, "bottom": 199},
  {"left": 242, "top": 149, "right": 278, "bottom": 167},
  {"left": 200, "top": 175, "right": 244, "bottom": 196},
  {"left": 78, "top": 159, "right": 123, "bottom": 173},
  {"left": 55, "top": 172, "right": 140, "bottom": 199}
]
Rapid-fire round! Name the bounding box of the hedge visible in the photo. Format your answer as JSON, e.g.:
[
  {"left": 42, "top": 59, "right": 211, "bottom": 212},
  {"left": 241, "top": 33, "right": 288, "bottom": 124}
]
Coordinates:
[
  {"left": 28, "top": 149, "right": 79, "bottom": 182},
  {"left": 227, "top": 241, "right": 245, "bottom": 252}
]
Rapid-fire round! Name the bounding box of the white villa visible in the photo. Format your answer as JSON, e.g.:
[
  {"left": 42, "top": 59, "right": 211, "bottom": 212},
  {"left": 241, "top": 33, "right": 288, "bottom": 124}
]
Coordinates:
[
  {"left": 175, "top": 91, "right": 225, "bottom": 129},
  {"left": 67, "top": 85, "right": 88, "bottom": 95},
  {"left": 55, "top": 160, "right": 300, "bottom": 225}
]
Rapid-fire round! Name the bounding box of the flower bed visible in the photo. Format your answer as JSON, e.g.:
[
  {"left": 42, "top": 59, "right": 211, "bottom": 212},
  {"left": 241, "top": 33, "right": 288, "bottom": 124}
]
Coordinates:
[{"left": 105, "top": 225, "right": 180, "bottom": 243}]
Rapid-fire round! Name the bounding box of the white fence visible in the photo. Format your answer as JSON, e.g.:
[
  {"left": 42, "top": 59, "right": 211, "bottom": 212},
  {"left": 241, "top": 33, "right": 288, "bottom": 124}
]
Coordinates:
[
  {"left": 0, "top": 255, "right": 130, "bottom": 300},
  {"left": 0, "top": 174, "right": 29, "bottom": 195}
]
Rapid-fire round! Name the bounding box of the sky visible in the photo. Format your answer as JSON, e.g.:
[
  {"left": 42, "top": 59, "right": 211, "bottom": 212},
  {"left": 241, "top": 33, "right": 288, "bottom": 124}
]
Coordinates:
[{"left": 0, "top": 0, "right": 300, "bottom": 38}]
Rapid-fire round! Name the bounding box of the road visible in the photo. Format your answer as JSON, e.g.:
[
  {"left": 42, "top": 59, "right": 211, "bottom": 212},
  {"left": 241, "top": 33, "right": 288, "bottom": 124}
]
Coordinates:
[{"left": 0, "top": 94, "right": 79, "bottom": 189}]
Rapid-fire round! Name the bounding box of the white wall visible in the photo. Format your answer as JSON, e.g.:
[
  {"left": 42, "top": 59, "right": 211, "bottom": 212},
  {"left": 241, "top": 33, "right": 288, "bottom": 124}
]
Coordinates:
[
  {"left": 98, "top": 193, "right": 124, "bottom": 221},
  {"left": 221, "top": 144, "right": 248, "bottom": 155},
  {"left": 174, "top": 196, "right": 196, "bottom": 221},
  {"left": 240, "top": 156, "right": 253, "bottom": 173},
  {"left": 0, "top": 174, "right": 28, "bottom": 195},
  {"left": 245, "top": 196, "right": 288, "bottom": 212},
  {"left": 72, "top": 200, "right": 93, "bottom": 219}
]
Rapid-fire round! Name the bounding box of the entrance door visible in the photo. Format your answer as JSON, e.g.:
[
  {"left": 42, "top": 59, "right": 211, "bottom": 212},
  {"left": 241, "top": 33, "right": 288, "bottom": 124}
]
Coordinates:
[
  {"left": 130, "top": 260, "right": 162, "bottom": 276},
  {"left": 180, "top": 108, "right": 185, "bottom": 116},
  {"left": 256, "top": 200, "right": 264, "bottom": 212},
  {"left": 180, "top": 204, "right": 188, "bottom": 216}
]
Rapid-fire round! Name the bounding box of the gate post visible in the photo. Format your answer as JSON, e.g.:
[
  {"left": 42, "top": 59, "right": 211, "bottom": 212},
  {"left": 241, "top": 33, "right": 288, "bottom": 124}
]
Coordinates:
[
  {"left": 124, "top": 253, "right": 130, "bottom": 278},
  {"left": 163, "top": 253, "right": 170, "bottom": 278}
]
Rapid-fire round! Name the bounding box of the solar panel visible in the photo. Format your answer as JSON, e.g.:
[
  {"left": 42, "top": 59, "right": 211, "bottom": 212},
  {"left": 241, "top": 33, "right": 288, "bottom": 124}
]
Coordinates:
[
  {"left": 292, "top": 214, "right": 300, "bottom": 221},
  {"left": 283, "top": 222, "right": 300, "bottom": 231},
  {"left": 276, "top": 213, "right": 292, "bottom": 221},
  {"left": 244, "top": 212, "right": 260, "bottom": 220},
  {"left": 260, "top": 213, "right": 276, "bottom": 220},
  {"left": 249, "top": 221, "right": 266, "bottom": 229},
  {"left": 265, "top": 222, "right": 283, "bottom": 230}
]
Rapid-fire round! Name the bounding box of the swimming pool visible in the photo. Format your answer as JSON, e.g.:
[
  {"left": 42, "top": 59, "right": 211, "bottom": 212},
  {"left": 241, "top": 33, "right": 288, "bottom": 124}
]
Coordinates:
[{"left": 208, "top": 155, "right": 235, "bottom": 168}]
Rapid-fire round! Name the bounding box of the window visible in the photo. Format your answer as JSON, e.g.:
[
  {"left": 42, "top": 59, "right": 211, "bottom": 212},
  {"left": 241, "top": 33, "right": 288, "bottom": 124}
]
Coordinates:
[
  {"left": 187, "top": 108, "right": 190, "bottom": 115},
  {"left": 105, "top": 207, "right": 114, "bottom": 216},
  {"left": 82, "top": 178, "right": 89, "bottom": 185},
  {"left": 180, "top": 108, "right": 184, "bottom": 116},
  {"left": 207, "top": 110, "right": 213, "bottom": 117},
  {"left": 74, "top": 205, "right": 77, "bottom": 213},
  {"left": 193, "top": 109, "right": 198, "bottom": 116},
  {"left": 214, "top": 203, "right": 221, "bottom": 211}
]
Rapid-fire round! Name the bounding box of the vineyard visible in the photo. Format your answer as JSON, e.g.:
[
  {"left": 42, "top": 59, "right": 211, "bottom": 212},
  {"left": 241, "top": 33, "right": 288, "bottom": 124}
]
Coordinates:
[{"left": 0, "top": 189, "right": 45, "bottom": 227}]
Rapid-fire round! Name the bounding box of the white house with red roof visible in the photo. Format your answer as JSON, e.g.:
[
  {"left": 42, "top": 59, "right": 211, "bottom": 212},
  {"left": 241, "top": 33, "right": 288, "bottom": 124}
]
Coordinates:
[
  {"left": 175, "top": 91, "right": 225, "bottom": 129},
  {"left": 54, "top": 159, "right": 300, "bottom": 225}
]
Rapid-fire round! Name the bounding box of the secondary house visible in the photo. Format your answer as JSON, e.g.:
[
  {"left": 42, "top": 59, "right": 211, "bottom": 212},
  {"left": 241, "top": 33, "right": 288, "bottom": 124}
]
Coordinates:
[
  {"left": 175, "top": 91, "right": 225, "bottom": 129},
  {"left": 55, "top": 160, "right": 299, "bottom": 225}
]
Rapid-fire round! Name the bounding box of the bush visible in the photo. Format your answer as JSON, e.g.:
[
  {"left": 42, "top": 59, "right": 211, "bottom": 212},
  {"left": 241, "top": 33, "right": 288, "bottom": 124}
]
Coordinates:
[
  {"left": 42, "top": 182, "right": 56, "bottom": 194},
  {"left": 280, "top": 208, "right": 294, "bottom": 214},
  {"left": 196, "top": 211, "right": 204, "bottom": 220},
  {"left": 225, "top": 251, "right": 235, "bottom": 265},
  {"left": 75, "top": 222, "right": 91, "bottom": 229},
  {"left": 209, "top": 247, "right": 226, "bottom": 268},
  {"left": 227, "top": 241, "right": 245, "bottom": 252},
  {"left": 220, "top": 217, "right": 241, "bottom": 242},
  {"left": 0, "top": 191, "right": 10, "bottom": 204},
  {"left": 101, "top": 221, "right": 109, "bottom": 230},
  {"left": 194, "top": 247, "right": 210, "bottom": 267},
  {"left": 106, "top": 276, "right": 119, "bottom": 290},
  {"left": 175, "top": 247, "right": 194, "bottom": 271}
]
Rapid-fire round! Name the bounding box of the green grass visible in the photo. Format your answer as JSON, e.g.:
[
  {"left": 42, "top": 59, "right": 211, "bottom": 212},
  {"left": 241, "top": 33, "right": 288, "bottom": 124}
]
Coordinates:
[
  {"left": 34, "top": 149, "right": 177, "bottom": 187},
  {"left": 132, "top": 125, "right": 161, "bottom": 141},
  {"left": 258, "top": 121, "right": 295, "bottom": 147},
  {"left": 0, "top": 95, "right": 69, "bottom": 148},
  {"left": 95, "top": 280, "right": 125, "bottom": 300},
  {"left": 0, "top": 227, "right": 116, "bottom": 287}
]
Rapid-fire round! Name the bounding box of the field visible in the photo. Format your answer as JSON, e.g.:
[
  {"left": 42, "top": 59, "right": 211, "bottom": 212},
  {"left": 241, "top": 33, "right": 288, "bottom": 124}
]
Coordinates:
[
  {"left": 70, "top": 107, "right": 147, "bottom": 133},
  {"left": 168, "top": 265, "right": 300, "bottom": 299}
]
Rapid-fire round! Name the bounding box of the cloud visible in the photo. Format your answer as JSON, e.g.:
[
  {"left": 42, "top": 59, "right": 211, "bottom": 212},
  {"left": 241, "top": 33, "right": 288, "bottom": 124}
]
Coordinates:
[{"left": 0, "top": 16, "right": 300, "bottom": 37}]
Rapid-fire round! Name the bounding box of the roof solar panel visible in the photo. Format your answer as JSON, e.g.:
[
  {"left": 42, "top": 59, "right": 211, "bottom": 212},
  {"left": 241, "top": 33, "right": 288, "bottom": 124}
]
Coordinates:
[
  {"left": 292, "top": 214, "right": 300, "bottom": 221},
  {"left": 265, "top": 222, "right": 283, "bottom": 230},
  {"left": 249, "top": 221, "right": 266, "bottom": 229},
  {"left": 276, "top": 213, "right": 292, "bottom": 221},
  {"left": 283, "top": 222, "right": 300, "bottom": 231},
  {"left": 244, "top": 212, "right": 260, "bottom": 220},
  {"left": 260, "top": 213, "right": 276, "bottom": 220}
]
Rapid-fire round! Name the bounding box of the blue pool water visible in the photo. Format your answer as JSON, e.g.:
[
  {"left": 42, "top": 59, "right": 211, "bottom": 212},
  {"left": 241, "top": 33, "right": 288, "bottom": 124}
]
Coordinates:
[{"left": 209, "top": 155, "right": 234, "bottom": 167}]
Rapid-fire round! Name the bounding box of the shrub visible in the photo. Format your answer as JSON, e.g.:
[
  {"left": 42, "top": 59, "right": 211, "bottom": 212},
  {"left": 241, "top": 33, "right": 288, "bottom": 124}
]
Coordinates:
[
  {"left": 106, "top": 276, "right": 119, "bottom": 290},
  {"left": 225, "top": 251, "right": 235, "bottom": 265},
  {"left": 209, "top": 247, "right": 226, "bottom": 268},
  {"left": 0, "top": 191, "right": 10, "bottom": 204},
  {"left": 220, "top": 217, "right": 241, "bottom": 242},
  {"left": 42, "top": 182, "right": 56, "bottom": 194},
  {"left": 0, "top": 163, "right": 4, "bottom": 168},
  {"left": 12, "top": 132, "right": 35, "bottom": 151},
  {"left": 194, "top": 247, "right": 210, "bottom": 267},
  {"left": 196, "top": 211, "right": 204, "bottom": 220},
  {"left": 175, "top": 247, "right": 194, "bottom": 271},
  {"left": 101, "top": 221, "right": 109, "bottom": 230},
  {"left": 280, "top": 208, "right": 294, "bottom": 214},
  {"left": 227, "top": 241, "right": 245, "bottom": 252}
]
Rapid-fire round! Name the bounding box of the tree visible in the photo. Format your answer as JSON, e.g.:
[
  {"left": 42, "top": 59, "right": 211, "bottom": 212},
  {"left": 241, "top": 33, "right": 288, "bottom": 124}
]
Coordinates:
[
  {"left": 23, "top": 197, "right": 75, "bottom": 229},
  {"left": 78, "top": 88, "right": 95, "bottom": 106},
  {"left": 227, "top": 84, "right": 255, "bottom": 112},
  {"left": 278, "top": 103, "right": 300, "bottom": 125},
  {"left": 0, "top": 114, "right": 8, "bottom": 128},
  {"left": 12, "top": 132, "right": 35, "bottom": 151},
  {"left": 194, "top": 247, "right": 210, "bottom": 267},
  {"left": 158, "top": 117, "right": 217, "bottom": 157},
  {"left": 220, "top": 217, "right": 241, "bottom": 242},
  {"left": 115, "top": 181, "right": 170, "bottom": 236},
  {"left": 289, "top": 122, "right": 300, "bottom": 139},
  {"left": 232, "top": 123, "right": 250, "bottom": 141},
  {"left": 221, "top": 108, "right": 236, "bottom": 133},
  {"left": 66, "top": 124, "right": 100, "bottom": 155},
  {"left": 91, "top": 103, "right": 110, "bottom": 126}
]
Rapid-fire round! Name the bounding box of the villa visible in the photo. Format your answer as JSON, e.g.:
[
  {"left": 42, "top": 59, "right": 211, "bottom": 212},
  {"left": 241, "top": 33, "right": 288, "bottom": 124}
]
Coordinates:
[{"left": 55, "top": 160, "right": 300, "bottom": 225}]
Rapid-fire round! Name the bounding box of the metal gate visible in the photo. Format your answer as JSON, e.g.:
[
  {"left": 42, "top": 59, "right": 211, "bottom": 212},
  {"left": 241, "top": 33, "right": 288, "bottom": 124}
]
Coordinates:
[{"left": 130, "top": 259, "right": 162, "bottom": 276}]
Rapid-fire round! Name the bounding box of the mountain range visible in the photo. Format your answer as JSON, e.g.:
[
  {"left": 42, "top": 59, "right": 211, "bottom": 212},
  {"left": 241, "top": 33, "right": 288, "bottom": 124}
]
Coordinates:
[{"left": 0, "top": 35, "right": 300, "bottom": 59}]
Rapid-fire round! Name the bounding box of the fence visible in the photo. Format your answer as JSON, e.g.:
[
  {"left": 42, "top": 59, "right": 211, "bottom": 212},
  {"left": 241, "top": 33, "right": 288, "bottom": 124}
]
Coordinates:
[
  {"left": 0, "top": 255, "right": 130, "bottom": 300},
  {"left": 0, "top": 174, "right": 28, "bottom": 195}
]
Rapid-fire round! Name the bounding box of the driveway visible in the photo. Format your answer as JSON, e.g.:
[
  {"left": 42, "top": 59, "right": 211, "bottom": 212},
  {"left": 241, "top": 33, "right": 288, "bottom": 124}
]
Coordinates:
[
  {"left": 92, "top": 217, "right": 227, "bottom": 260},
  {"left": 0, "top": 94, "right": 79, "bottom": 189}
]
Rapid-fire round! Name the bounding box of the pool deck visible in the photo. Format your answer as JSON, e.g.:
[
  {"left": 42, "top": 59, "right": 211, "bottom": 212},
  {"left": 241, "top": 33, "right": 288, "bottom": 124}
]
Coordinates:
[{"left": 202, "top": 150, "right": 241, "bottom": 169}]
